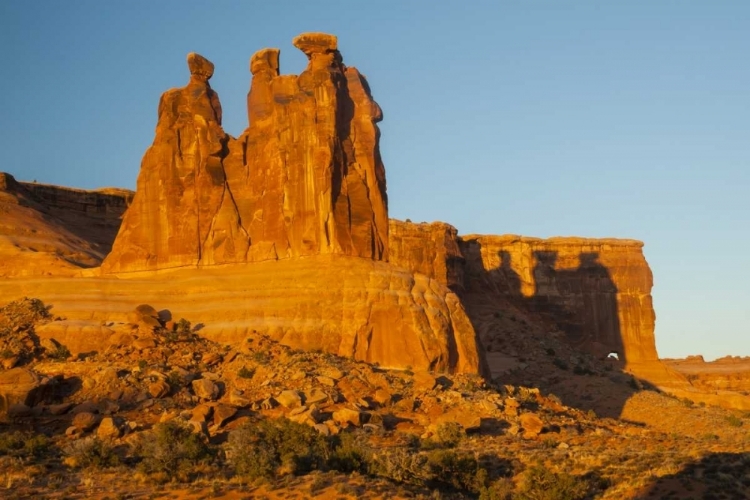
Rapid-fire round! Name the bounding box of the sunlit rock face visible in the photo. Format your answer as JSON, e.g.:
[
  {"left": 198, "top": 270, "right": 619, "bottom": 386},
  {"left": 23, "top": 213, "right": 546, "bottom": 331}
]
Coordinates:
[
  {"left": 92, "top": 34, "right": 484, "bottom": 375},
  {"left": 102, "top": 33, "right": 388, "bottom": 272}
]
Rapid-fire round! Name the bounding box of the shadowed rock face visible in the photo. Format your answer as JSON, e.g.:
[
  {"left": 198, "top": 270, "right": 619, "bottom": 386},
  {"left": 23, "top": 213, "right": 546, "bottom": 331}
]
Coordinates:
[
  {"left": 0, "top": 173, "right": 132, "bottom": 277},
  {"left": 103, "top": 33, "right": 388, "bottom": 272},
  {"left": 460, "top": 235, "right": 658, "bottom": 363},
  {"left": 388, "top": 220, "right": 658, "bottom": 364}
]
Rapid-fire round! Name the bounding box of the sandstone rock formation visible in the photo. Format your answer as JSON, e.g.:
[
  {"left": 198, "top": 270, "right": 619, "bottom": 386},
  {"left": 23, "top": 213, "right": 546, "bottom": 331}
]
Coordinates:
[
  {"left": 460, "top": 235, "right": 658, "bottom": 363},
  {"left": 0, "top": 256, "right": 485, "bottom": 374},
  {"left": 388, "top": 221, "right": 658, "bottom": 364},
  {"left": 102, "top": 32, "right": 388, "bottom": 272},
  {"left": 0, "top": 172, "right": 132, "bottom": 277},
  {"left": 389, "top": 219, "right": 464, "bottom": 290}
]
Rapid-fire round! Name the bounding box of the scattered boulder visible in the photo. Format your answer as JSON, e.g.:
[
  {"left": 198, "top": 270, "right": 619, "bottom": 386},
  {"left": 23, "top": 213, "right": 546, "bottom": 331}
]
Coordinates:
[
  {"left": 519, "top": 413, "right": 544, "bottom": 439},
  {"left": 213, "top": 405, "right": 237, "bottom": 427},
  {"left": 333, "top": 407, "right": 363, "bottom": 427},
  {"left": 192, "top": 379, "right": 220, "bottom": 401},
  {"left": 97, "top": 417, "right": 123, "bottom": 440},
  {"left": 276, "top": 390, "right": 303, "bottom": 409},
  {"left": 148, "top": 379, "right": 171, "bottom": 399},
  {"left": 0, "top": 367, "right": 49, "bottom": 414},
  {"left": 413, "top": 371, "right": 437, "bottom": 392},
  {"left": 72, "top": 411, "right": 100, "bottom": 432}
]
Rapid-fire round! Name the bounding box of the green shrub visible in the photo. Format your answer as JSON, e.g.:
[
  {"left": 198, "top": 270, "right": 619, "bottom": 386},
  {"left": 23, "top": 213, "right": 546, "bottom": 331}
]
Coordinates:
[
  {"left": 237, "top": 366, "right": 255, "bottom": 379},
  {"left": 63, "top": 436, "right": 119, "bottom": 469},
  {"left": 422, "top": 421, "right": 465, "bottom": 449},
  {"left": 517, "top": 464, "right": 590, "bottom": 500},
  {"left": 479, "top": 477, "right": 515, "bottom": 500},
  {"left": 329, "top": 431, "right": 371, "bottom": 473},
  {"left": 49, "top": 344, "right": 71, "bottom": 361},
  {"left": 227, "top": 418, "right": 329, "bottom": 480},
  {"left": 425, "top": 449, "right": 483, "bottom": 492},
  {"left": 137, "top": 421, "right": 214, "bottom": 479},
  {"left": 0, "top": 431, "right": 51, "bottom": 459},
  {"left": 726, "top": 415, "right": 743, "bottom": 428}
]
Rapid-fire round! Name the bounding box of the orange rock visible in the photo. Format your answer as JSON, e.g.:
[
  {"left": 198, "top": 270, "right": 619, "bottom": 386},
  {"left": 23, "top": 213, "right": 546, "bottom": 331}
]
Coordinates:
[{"left": 103, "top": 32, "right": 388, "bottom": 272}]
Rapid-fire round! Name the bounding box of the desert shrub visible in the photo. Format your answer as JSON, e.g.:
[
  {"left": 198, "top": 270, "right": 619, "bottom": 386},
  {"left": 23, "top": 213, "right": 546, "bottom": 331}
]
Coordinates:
[
  {"left": 137, "top": 421, "right": 214, "bottom": 479},
  {"left": 329, "top": 431, "right": 371, "bottom": 473},
  {"left": 0, "top": 431, "right": 51, "bottom": 459},
  {"left": 49, "top": 344, "right": 71, "bottom": 361},
  {"left": 517, "top": 464, "right": 590, "bottom": 500},
  {"left": 425, "top": 449, "right": 483, "bottom": 492},
  {"left": 167, "top": 370, "right": 184, "bottom": 388},
  {"left": 553, "top": 358, "right": 569, "bottom": 371},
  {"left": 63, "top": 436, "right": 119, "bottom": 469},
  {"left": 237, "top": 366, "right": 255, "bottom": 379},
  {"left": 227, "top": 418, "right": 329, "bottom": 480},
  {"left": 0, "top": 297, "right": 50, "bottom": 334},
  {"left": 726, "top": 415, "right": 743, "bottom": 427},
  {"left": 176, "top": 318, "right": 191, "bottom": 333},
  {"left": 368, "top": 447, "right": 430, "bottom": 485},
  {"left": 479, "top": 477, "right": 515, "bottom": 500},
  {"left": 422, "top": 422, "right": 465, "bottom": 449}
]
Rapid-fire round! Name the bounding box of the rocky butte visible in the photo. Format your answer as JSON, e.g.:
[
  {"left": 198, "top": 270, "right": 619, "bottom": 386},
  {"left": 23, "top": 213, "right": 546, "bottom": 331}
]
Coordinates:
[{"left": 0, "top": 33, "right": 743, "bottom": 409}]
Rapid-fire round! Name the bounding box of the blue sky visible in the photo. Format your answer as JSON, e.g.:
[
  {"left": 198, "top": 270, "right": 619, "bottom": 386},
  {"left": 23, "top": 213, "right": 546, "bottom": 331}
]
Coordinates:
[{"left": 1, "top": 1, "right": 748, "bottom": 360}]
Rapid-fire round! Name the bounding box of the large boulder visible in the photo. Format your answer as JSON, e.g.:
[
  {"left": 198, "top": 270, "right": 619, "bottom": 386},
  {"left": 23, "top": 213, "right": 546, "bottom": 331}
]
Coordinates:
[{"left": 0, "top": 368, "right": 49, "bottom": 414}]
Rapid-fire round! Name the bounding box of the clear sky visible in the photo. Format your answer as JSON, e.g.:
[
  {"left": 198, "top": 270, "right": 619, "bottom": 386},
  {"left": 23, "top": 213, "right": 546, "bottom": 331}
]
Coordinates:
[{"left": 1, "top": 1, "right": 748, "bottom": 360}]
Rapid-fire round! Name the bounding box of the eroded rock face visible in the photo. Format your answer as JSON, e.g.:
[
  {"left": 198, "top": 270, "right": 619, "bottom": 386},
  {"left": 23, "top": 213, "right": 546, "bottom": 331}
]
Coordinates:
[
  {"left": 389, "top": 219, "right": 464, "bottom": 290},
  {"left": 460, "top": 235, "right": 658, "bottom": 363},
  {"left": 102, "top": 52, "right": 243, "bottom": 272},
  {"left": 0, "top": 256, "right": 486, "bottom": 375},
  {"left": 387, "top": 220, "right": 658, "bottom": 365},
  {"left": 0, "top": 172, "right": 132, "bottom": 277},
  {"left": 103, "top": 32, "right": 388, "bottom": 272}
]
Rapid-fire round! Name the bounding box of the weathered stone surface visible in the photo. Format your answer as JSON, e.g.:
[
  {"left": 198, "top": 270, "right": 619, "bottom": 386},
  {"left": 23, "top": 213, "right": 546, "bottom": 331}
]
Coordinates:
[
  {"left": 332, "top": 407, "right": 362, "bottom": 427},
  {"left": 97, "top": 416, "right": 123, "bottom": 440},
  {"left": 460, "top": 235, "right": 657, "bottom": 363},
  {"left": 0, "top": 368, "right": 48, "bottom": 414},
  {"left": 0, "top": 257, "right": 485, "bottom": 375},
  {"left": 148, "top": 379, "right": 171, "bottom": 399},
  {"left": 389, "top": 220, "right": 465, "bottom": 290},
  {"left": 73, "top": 411, "right": 100, "bottom": 432},
  {"left": 0, "top": 172, "right": 131, "bottom": 277},
  {"left": 103, "top": 32, "right": 388, "bottom": 272},
  {"left": 192, "top": 379, "right": 220, "bottom": 401},
  {"left": 276, "top": 390, "right": 303, "bottom": 409},
  {"left": 519, "top": 413, "right": 544, "bottom": 438}
]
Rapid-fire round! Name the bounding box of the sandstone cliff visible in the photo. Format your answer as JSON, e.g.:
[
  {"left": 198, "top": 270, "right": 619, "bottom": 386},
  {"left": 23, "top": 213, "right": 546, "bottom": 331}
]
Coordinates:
[
  {"left": 0, "top": 256, "right": 483, "bottom": 374},
  {"left": 0, "top": 172, "right": 132, "bottom": 277},
  {"left": 460, "top": 235, "right": 658, "bottom": 364},
  {"left": 387, "top": 220, "right": 658, "bottom": 364},
  {"left": 3, "top": 35, "right": 482, "bottom": 375},
  {"left": 389, "top": 219, "right": 464, "bottom": 290},
  {"left": 102, "top": 33, "right": 387, "bottom": 273}
]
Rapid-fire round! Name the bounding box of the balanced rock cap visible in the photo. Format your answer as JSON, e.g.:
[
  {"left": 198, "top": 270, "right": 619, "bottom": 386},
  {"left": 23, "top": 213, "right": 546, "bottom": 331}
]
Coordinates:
[
  {"left": 292, "top": 32, "right": 338, "bottom": 57},
  {"left": 187, "top": 52, "right": 214, "bottom": 79},
  {"left": 250, "top": 48, "right": 280, "bottom": 75}
]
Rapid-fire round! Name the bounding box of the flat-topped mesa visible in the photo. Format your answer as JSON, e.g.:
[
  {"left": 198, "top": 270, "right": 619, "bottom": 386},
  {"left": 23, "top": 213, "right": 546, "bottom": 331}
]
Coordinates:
[
  {"left": 228, "top": 31, "right": 388, "bottom": 262},
  {"left": 104, "top": 33, "right": 389, "bottom": 273},
  {"left": 460, "top": 235, "right": 658, "bottom": 363}
]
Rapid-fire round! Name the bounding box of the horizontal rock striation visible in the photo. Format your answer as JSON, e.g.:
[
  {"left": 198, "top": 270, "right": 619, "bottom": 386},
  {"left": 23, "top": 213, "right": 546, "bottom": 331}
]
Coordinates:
[{"left": 0, "top": 256, "right": 484, "bottom": 374}]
